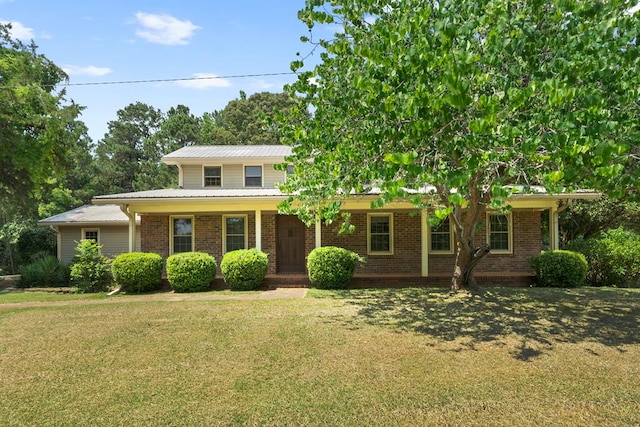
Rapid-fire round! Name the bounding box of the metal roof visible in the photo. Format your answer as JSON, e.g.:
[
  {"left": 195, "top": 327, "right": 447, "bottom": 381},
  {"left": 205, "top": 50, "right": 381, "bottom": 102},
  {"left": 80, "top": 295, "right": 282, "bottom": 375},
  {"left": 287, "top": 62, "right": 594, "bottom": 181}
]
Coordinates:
[
  {"left": 38, "top": 204, "right": 136, "bottom": 225},
  {"left": 93, "top": 188, "right": 286, "bottom": 202},
  {"left": 162, "top": 145, "right": 292, "bottom": 163}
]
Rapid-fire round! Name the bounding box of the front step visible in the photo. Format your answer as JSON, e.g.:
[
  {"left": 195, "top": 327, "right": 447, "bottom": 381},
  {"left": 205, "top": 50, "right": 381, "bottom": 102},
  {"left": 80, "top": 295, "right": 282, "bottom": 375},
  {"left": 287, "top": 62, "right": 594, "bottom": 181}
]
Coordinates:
[{"left": 264, "top": 274, "right": 311, "bottom": 289}]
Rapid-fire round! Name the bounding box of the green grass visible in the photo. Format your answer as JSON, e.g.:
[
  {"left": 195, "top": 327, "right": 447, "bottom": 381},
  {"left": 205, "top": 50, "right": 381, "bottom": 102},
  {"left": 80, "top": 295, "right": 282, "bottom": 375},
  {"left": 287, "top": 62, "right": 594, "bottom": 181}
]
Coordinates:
[
  {"left": 0, "top": 289, "right": 109, "bottom": 303},
  {"left": 1, "top": 287, "right": 639, "bottom": 426}
]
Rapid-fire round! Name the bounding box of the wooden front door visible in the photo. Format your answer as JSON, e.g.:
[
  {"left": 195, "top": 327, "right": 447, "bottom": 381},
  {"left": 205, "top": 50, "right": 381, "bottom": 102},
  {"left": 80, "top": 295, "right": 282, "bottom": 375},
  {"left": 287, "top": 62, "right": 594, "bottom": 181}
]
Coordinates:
[{"left": 276, "top": 215, "right": 306, "bottom": 273}]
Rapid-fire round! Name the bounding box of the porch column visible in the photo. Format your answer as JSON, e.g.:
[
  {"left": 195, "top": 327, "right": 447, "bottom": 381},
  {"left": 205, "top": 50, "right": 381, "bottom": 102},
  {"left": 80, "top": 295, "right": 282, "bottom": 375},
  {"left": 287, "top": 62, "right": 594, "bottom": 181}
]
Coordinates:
[
  {"left": 550, "top": 206, "right": 559, "bottom": 250},
  {"left": 255, "top": 209, "right": 262, "bottom": 251},
  {"left": 315, "top": 220, "right": 322, "bottom": 248},
  {"left": 421, "top": 209, "right": 429, "bottom": 277}
]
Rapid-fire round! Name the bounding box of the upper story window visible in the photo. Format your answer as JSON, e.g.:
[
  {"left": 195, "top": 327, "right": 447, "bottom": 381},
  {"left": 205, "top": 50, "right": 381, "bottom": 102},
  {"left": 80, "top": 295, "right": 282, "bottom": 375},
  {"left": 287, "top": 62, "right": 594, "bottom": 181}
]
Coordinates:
[
  {"left": 245, "top": 166, "right": 262, "bottom": 187},
  {"left": 203, "top": 166, "right": 221, "bottom": 187},
  {"left": 487, "top": 213, "right": 512, "bottom": 254},
  {"left": 430, "top": 218, "right": 453, "bottom": 254},
  {"left": 171, "top": 216, "right": 193, "bottom": 254},
  {"left": 367, "top": 213, "right": 393, "bottom": 255}
]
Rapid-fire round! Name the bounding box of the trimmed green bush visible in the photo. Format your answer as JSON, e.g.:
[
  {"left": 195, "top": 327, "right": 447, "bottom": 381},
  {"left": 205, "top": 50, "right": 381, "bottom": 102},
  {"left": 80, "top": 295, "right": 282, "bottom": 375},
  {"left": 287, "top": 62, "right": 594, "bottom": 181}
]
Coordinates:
[
  {"left": 166, "top": 252, "right": 216, "bottom": 293},
  {"left": 307, "top": 246, "right": 365, "bottom": 290},
  {"left": 112, "top": 252, "right": 163, "bottom": 293},
  {"left": 220, "top": 248, "right": 269, "bottom": 291},
  {"left": 19, "top": 255, "right": 69, "bottom": 288},
  {"left": 530, "top": 250, "right": 588, "bottom": 288},
  {"left": 70, "top": 239, "right": 112, "bottom": 293},
  {"left": 565, "top": 227, "right": 640, "bottom": 286}
]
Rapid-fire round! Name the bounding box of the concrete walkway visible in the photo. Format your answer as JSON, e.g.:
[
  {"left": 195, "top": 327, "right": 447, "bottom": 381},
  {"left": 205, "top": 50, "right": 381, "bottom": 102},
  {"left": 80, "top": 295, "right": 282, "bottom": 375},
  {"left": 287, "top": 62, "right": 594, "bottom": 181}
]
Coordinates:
[{"left": 0, "top": 287, "right": 309, "bottom": 309}]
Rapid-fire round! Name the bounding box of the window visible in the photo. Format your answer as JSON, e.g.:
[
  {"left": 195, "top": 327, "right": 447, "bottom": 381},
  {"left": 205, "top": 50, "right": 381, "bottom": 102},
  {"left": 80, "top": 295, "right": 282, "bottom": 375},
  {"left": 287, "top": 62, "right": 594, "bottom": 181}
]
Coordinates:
[
  {"left": 82, "top": 228, "right": 99, "bottom": 243},
  {"left": 368, "top": 213, "right": 393, "bottom": 255},
  {"left": 430, "top": 218, "right": 453, "bottom": 253},
  {"left": 488, "top": 213, "right": 512, "bottom": 253},
  {"left": 203, "top": 166, "right": 221, "bottom": 187},
  {"left": 171, "top": 217, "right": 193, "bottom": 254},
  {"left": 286, "top": 164, "right": 294, "bottom": 175},
  {"left": 223, "top": 215, "right": 247, "bottom": 253},
  {"left": 245, "top": 166, "right": 262, "bottom": 187}
]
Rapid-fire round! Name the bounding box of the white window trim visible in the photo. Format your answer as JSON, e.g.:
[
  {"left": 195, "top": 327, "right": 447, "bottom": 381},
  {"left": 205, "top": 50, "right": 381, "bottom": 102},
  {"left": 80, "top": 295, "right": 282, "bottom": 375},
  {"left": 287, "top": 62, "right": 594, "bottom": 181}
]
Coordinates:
[
  {"left": 202, "top": 165, "right": 223, "bottom": 188},
  {"left": 486, "top": 212, "right": 513, "bottom": 254},
  {"left": 428, "top": 217, "right": 454, "bottom": 254},
  {"left": 367, "top": 213, "right": 394, "bottom": 256},
  {"left": 81, "top": 228, "right": 100, "bottom": 244},
  {"left": 244, "top": 164, "right": 263, "bottom": 188},
  {"left": 222, "top": 214, "right": 249, "bottom": 254},
  {"left": 170, "top": 215, "right": 194, "bottom": 255}
]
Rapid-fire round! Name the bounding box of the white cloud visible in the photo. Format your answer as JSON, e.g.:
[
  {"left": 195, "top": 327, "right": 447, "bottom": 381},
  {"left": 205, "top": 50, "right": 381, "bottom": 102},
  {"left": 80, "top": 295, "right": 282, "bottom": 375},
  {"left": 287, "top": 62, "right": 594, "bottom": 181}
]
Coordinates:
[
  {"left": 250, "top": 79, "right": 278, "bottom": 90},
  {"left": 628, "top": 3, "right": 640, "bottom": 14},
  {"left": 63, "top": 65, "right": 113, "bottom": 77},
  {"left": 134, "top": 12, "right": 200, "bottom": 45},
  {"left": 176, "top": 73, "right": 233, "bottom": 89},
  {"left": 1, "top": 20, "right": 35, "bottom": 40}
]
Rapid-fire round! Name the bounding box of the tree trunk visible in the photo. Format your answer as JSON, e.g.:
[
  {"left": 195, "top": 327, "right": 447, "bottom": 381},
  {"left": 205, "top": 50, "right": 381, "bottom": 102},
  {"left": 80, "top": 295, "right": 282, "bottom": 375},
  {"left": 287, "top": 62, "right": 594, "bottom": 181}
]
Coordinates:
[{"left": 449, "top": 189, "right": 491, "bottom": 293}]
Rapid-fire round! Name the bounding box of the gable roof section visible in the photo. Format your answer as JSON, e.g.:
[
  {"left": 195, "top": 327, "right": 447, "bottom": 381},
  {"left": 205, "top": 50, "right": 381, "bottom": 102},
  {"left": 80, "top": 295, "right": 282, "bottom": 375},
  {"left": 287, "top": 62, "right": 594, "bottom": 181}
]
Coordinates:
[
  {"left": 38, "top": 204, "right": 137, "bottom": 226},
  {"left": 162, "top": 145, "right": 292, "bottom": 165}
]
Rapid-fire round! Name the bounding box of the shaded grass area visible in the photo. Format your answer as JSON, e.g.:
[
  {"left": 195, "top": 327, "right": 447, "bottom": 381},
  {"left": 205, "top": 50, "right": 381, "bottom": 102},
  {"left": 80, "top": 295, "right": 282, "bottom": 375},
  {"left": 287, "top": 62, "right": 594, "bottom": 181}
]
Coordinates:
[
  {"left": 1, "top": 288, "right": 639, "bottom": 426},
  {"left": 0, "top": 289, "right": 109, "bottom": 303}
]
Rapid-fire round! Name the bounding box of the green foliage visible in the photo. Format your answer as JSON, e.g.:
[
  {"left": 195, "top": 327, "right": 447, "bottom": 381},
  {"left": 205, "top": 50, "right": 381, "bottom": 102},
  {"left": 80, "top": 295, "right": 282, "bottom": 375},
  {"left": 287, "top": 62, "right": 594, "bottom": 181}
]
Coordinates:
[
  {"left": 19, "top": 255, "right": 69, "bottom": 288},
  {"left": 166, "top": 252, "right": 216, "bottom": 293},
  {"left": 70, "top": 239, "right": 112, "bottom": 293},
  {"left": 307, "top": 246, "right": 365, "bottom": 290},
  {"left": 565, "top": 228, "right": 640, "bottom": 287},
  {"left": 530, "top": 250, "right": 588, "bottom": 288},
  {"left": 560, "top": 197, "right": 640, "bottom": 244},
  {"left": 0, "top": 23, "right": 83, "bottom": 215},
  {"left": 16, "top": 225, "right": 57, "bottom": 265},
  {"left": 220, "top": 248, "right": 269, "bottom": 291},
  {"left": 111, "top": 252, "right": 163, "bottom": 293},
  {"left": 278, "top": 0, "right": 640, "bottom": 290}
]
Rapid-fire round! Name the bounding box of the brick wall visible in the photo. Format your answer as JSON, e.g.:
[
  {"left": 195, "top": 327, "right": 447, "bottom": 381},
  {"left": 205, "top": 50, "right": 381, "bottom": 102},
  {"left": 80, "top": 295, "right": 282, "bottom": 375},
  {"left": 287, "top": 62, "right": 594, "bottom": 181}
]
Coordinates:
[
  {"left": 261, "top": 212, "right": 277, "bottom": 274},
  {"left": 141, "top": 215, "right": 169, "bottom": 259}
]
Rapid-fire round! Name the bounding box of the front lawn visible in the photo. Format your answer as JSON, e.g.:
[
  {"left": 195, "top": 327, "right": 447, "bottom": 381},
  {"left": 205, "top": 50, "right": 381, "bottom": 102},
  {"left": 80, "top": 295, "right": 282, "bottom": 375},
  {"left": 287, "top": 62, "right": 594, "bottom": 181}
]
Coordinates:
[{"left": 1, "top": 287, "right": 638, "bottom": 426}]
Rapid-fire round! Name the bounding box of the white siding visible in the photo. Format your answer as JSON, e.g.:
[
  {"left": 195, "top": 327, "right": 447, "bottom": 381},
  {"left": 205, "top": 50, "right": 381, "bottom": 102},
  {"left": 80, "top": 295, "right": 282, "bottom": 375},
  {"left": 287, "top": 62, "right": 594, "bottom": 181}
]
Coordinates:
[
  {"left": 224, "top": 164, "right": 244, "bottom": 188},
  {"left": 264, "top": 164, "right": 286, "bottom": 188},
  {"left": 58, "top": 225, "right": 137, "bottom": 264},
  {"left": 182, "top": 164, "right": 202, "bottom": 189}
]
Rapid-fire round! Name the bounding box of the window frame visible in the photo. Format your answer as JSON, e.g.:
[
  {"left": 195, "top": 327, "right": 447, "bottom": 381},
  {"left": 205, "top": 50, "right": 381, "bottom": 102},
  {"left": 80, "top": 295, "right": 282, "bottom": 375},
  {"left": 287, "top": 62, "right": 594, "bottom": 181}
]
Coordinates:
[
  {"left": 222, "top": 214, "right": 248, "bottom": 254},
  {"left": 202, "top": 165, "right": 222, "bottom": 188},
  {"left": 367, "top": 213, "right": 394, "bottom": 255},
  {"left": 244, "top": 165, "right": 263, "bottom": 187},
  {"left": 429, "top": 217, "right": 454, "bottom": 254},
  {"left": 486, "top": 212, "right": 513, "bottom": 254},
  {"left": 81, "top": 228, "right": 100, "bottom": 243},
  {"left": 170, "top": 215, "right": 194, "bottom": 255}
]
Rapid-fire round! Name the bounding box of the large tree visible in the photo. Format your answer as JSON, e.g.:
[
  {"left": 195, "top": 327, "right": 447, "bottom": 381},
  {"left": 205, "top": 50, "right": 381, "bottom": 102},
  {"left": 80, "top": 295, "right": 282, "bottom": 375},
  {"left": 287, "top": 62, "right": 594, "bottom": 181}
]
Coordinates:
[
  {"left": 201, "top": 91, "right": 296, "bottom": 145},
  {"left": 0, "top": 23, "right": 83, "bottom": 216},
  {"left": 278, "top": 0, "right": 640, "bottom": 291}
]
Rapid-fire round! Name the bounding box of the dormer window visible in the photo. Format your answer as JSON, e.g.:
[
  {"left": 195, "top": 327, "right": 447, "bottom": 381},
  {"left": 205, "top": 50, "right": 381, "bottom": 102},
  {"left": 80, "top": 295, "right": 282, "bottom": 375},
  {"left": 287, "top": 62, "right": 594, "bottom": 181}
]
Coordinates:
[
  {"left": 204, "top": 166, "right": 221, "bottom": 187},
  {"left": 245, "top": 166, "right": 262, "bottom": 187}
]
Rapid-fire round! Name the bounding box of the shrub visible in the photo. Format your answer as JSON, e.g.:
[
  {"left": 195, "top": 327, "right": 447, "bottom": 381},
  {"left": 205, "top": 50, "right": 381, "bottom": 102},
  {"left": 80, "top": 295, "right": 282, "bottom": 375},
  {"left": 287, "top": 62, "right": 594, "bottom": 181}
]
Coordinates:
[
  {"left": 166, "top": 252, "right": 216, "bottom": 293},
  {"left": 220, "top": 248, "right": 269, "bottom": 291},
  {"left": 19, "top": 255, "right": 69, "bottom": 288},
  {"left": 307, "top": 246, "right": 365, "bottom": 290},
  {"left": 70, "top": 239, "right": 112, "bottom": 293},
  {"left": 566, "top": 227, "right": 640, "bottom": 286},
  {"left": 112, "top": 252, "right": 163, "bottom": 293},
  {"left": 530, "top": 250, "right": 588, "bottom": 288}
]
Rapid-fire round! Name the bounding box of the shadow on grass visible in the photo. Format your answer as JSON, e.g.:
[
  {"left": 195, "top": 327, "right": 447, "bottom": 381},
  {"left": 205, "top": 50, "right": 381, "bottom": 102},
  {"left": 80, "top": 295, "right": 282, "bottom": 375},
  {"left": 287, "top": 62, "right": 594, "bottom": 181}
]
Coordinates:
[{"left": 318, "top": 287, "right": 640, "bottom": 360}]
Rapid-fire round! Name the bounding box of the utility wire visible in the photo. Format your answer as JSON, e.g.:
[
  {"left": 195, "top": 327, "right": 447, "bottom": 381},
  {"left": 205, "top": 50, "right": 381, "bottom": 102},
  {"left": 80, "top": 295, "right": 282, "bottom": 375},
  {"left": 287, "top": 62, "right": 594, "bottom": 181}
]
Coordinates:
[{"left": 0, "top": 71, "right": 297, "bottom": 89}]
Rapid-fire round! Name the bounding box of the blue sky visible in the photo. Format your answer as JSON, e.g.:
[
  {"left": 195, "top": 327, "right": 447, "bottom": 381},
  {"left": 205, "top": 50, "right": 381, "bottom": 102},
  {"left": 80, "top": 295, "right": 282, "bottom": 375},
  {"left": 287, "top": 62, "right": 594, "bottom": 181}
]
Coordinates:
[{"left": 1, "top": 0, "right": 319, "bottom": 142}]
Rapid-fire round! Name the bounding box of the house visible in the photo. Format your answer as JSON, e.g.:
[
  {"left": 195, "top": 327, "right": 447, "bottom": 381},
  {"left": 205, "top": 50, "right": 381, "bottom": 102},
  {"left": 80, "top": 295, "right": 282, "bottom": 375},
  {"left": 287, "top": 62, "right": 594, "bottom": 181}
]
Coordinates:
[
  {"left": 83, "top": 145, "right": 598, "bottom": 287},
  {"left": 38, "top": 204, "right": 141, "bottom": 264}
]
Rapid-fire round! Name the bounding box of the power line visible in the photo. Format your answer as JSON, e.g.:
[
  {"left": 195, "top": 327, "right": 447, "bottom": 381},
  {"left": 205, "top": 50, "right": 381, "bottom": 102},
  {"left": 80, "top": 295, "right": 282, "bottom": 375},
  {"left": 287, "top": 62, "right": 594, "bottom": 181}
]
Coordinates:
[{"left": 0, "top": 71, "right": 297, "bottom": 89}]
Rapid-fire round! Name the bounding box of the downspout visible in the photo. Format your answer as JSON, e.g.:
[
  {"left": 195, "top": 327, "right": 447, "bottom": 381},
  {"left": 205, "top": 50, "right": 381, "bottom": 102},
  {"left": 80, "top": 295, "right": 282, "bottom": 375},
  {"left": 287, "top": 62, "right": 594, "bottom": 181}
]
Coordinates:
[
  {"left": 119, "top": 204, "right": 136, "bottom": 253},
  {"left": 177, "top": 164, "right": 184, "bottom": 188}
]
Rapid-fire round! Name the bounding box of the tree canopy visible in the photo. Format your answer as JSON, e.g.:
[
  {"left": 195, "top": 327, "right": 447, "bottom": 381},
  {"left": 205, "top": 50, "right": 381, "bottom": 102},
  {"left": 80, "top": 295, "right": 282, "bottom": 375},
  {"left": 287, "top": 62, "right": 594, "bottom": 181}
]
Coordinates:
[
  {"left": 0, "top": 23, "right": 83, "bottom": 217},
  {"left": 278, "top": 0, "right": 640, "bottom": 291}
]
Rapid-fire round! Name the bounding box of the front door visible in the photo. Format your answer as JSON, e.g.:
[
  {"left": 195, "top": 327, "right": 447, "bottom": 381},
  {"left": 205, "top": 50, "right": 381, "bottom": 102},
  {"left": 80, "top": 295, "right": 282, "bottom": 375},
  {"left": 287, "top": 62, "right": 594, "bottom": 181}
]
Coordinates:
[{"left": 276, "top": 215, "right": 306, "bottom": 273}]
